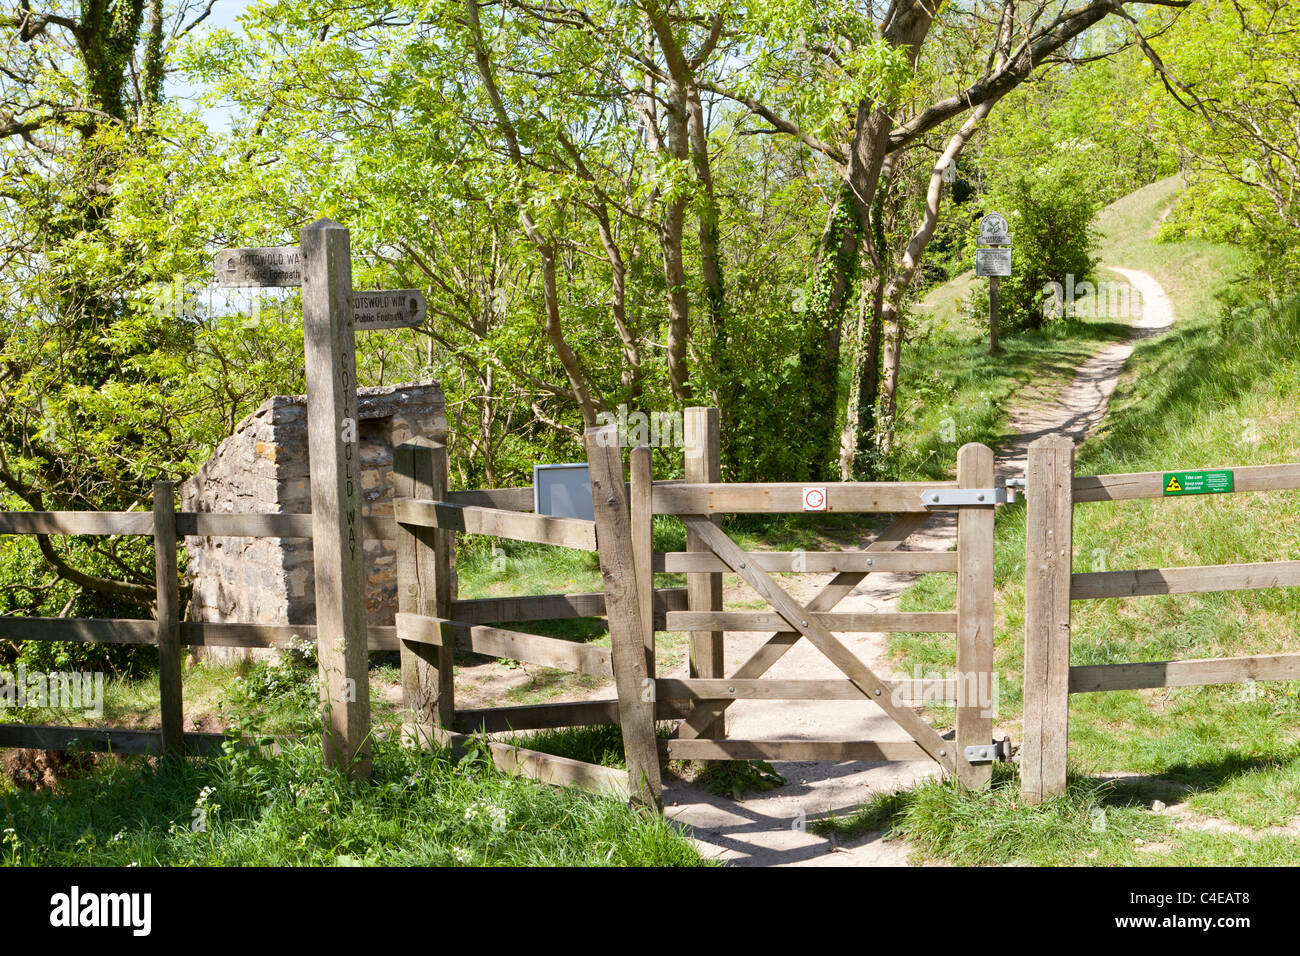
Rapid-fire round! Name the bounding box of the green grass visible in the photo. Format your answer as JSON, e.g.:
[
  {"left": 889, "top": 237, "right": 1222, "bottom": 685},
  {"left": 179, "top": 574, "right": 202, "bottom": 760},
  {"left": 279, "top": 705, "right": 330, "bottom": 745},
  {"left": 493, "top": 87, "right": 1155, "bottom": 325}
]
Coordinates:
[
  {"left": 0, "top": 645, "right": 707, "bottom": 866},
  {"left": 917, "top": 260, "right": 983, "bottom": 332},
  {"left": 811, "top": 762, "right": 1300, "bottom": 866},
  {"left": 0, "top": 735, "right": 706, "bottom": 866},
  {"left": 812, "top": 766, "right": 1172, "bottom": 865},
  {"left": 870, "top": 178, "right": 1300, "bottom": 863},
  {"left": 882, "top": 315, "right": 1130, "bottom": 482}
]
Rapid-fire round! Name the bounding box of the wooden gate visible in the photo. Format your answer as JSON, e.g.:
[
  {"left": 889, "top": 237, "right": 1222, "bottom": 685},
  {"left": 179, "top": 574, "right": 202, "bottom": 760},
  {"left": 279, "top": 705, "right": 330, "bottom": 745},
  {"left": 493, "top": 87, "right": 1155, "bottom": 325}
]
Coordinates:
[
  {"left": 390, "top": 411, "right": 1009, "bottom": 809},
  {"left": 643, "top": 432, "right": 1004, "bottom": 792}
]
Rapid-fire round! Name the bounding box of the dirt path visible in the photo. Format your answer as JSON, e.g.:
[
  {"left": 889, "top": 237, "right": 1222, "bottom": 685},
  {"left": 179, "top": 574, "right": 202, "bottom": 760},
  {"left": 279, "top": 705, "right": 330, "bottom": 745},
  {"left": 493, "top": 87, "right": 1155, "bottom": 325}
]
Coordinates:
[
  {"left": 662, "top": 267, "right": 1177, "bottom": 866},
  {"left": 997, "top": 267, "right": 1174, "bottom": 478}
]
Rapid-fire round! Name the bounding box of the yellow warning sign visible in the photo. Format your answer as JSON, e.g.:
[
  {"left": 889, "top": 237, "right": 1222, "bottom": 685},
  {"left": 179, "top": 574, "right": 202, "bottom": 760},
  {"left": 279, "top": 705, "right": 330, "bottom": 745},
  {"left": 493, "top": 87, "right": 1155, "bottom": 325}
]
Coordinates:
[{"left": 1165, "top": 476, "right": 1182, "bottom": 493}]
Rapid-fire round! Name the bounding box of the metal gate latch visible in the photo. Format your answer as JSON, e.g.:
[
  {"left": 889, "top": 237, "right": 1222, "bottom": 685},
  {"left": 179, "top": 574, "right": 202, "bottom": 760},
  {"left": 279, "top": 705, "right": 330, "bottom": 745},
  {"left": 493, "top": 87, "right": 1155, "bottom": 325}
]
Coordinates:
[
  {"left": 921, "top": 486, "right": 1015, "bottom": 507},
  {"left": 964, "top": 739, "right": 1013, "bottom": 764}
]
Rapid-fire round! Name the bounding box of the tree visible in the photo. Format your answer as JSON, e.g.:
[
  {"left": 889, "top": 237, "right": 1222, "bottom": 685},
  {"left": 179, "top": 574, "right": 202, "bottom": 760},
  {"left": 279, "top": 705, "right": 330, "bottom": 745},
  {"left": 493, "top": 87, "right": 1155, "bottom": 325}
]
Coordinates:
[
  {"left": 1141, "top": 0, "right": 1300, "bottom": 285},
  {"left": 705, "top": 0, "right": 1195, "bottom": 477},
  {"left": 0, "top": 0, "right": 221, "bottom": 610}
]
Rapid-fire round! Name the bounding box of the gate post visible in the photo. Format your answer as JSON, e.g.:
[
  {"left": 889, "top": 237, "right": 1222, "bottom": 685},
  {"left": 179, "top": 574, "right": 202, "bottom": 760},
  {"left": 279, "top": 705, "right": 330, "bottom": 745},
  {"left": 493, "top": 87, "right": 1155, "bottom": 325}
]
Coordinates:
[
  {"left": 683, "top": 406, "right": 724, "bottom": 738},
  {"left": 1021, "top": 436, "right": 1074, "bottom": 804},
  {"left": 956, "top": 443, "right": 996, "bottom": 788},
  {"left": 630, "top": 446, "right": 656, "bottom": 676},
  {"left": 586, "top": 425, "right": 663, "bottom": 810},
  {"left": 395, "top": 439, "right": 456, "bottom": 746},
  {"left": 153, "top": 480, "right": 184, "bottom": 759}
]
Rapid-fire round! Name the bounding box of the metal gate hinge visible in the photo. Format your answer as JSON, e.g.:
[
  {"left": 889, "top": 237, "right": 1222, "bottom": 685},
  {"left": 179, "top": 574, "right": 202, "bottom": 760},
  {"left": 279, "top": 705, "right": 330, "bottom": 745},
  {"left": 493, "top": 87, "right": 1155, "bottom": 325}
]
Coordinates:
[{"left": 921, "top": 486, "right": 1015, "bottom": 507}]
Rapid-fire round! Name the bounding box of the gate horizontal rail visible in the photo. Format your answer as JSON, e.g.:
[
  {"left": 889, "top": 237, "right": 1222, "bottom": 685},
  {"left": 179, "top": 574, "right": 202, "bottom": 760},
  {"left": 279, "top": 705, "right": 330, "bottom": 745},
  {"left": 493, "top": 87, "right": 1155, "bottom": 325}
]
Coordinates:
[
  {"left": 656, "top": 677, "right": 957, "bottom": 701},
  {"left": 660, "top": 738, "right": 933, "bottom": 762},
  {"left": 650, "top": 480, "right": 959, "bottom": 514},
  {"left": 662, "top": 610, "right": 958, "bottom": 632},
  {"left": 653, "top": 550, "right": 957, "bottom": 574}
]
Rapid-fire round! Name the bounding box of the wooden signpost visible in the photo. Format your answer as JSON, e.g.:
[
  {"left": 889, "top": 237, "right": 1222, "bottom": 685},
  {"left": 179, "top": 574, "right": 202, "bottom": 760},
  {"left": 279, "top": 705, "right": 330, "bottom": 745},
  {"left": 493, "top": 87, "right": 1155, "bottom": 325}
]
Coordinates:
[
  {"left": 976, "top": 212, "right": 1011, "bottom": 354},
  {"left": 352, "top": 289, "right": 427, "bottom": 330},
  {"left": 215, "top": 220, "right": 426, "bottom": 777},
  {"left": 215, "top": 246, "right": 304, "bottom": 288}
]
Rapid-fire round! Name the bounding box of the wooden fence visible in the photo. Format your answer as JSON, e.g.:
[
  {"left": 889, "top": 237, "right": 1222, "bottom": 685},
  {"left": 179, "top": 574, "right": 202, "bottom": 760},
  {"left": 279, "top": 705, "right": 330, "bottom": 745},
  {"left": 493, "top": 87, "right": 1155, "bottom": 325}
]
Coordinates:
[
  {"left": 1, "top": 407, "right": 1009, "bottom": 811},
  {"left": 0, "top": 482, "right": 400, "bottom": 757},
  {"left": 1020, "top": 435, "right": 1300, "bottom": 803},
  {"left": 390, "top": 430, "right": 684, "bottom": 808}
]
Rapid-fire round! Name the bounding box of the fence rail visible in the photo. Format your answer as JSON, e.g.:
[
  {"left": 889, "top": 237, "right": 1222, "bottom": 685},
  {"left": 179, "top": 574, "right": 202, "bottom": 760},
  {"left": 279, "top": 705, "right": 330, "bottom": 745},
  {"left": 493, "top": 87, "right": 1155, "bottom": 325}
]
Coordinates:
[
  {"left": 0, "top": 618, "right": 399, "bottom": 650},
  {"left": 0, "top": 509, "right": 396, "bottom": 540},
  {"left": 1072, "top": 461, "right": 1300, "bottom": 502},
  {"left": 1072, "top": 559, "right": 1300, "bottom": 599},
  {"left": 0, "top": 724, "right": 231, "bottom": 756},
  {"left": 0, "top": 482, "right": 419, "bottom": 758}
]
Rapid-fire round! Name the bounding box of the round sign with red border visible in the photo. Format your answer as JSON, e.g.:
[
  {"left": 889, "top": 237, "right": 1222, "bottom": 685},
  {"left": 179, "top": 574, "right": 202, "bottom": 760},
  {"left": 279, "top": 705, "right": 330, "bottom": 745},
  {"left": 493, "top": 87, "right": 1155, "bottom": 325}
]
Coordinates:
[{"left": 803, "top": 487, "right": 827, "bottom": 511}]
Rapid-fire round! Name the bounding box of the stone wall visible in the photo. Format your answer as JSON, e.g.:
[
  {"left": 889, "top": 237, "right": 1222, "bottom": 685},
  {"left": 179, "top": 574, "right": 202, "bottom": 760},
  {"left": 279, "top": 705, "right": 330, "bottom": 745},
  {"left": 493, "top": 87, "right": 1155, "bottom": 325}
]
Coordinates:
[{"left": 181, "top": 382, "right": 446, "bottom": 658}]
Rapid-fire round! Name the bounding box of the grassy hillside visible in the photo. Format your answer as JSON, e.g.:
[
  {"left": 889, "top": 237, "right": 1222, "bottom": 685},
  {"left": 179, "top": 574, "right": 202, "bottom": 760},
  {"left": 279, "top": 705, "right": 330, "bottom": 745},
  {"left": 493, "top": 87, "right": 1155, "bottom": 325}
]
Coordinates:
[
  {"left": 878, "top": 180, "right": 1211, "bottom": 482},
  {"left": 849, "top": 179, "right": 1300, "bottom": 864},
  {"left": 914, "top": 175, "right": 1225, "bottom": 327}
]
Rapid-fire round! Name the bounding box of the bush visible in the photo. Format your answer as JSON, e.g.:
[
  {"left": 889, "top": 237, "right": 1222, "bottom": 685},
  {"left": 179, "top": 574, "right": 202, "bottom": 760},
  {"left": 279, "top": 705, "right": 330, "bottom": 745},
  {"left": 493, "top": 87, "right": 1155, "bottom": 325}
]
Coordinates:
[{"left": 972, "top": 169, "right": 1100, "bottom": 333}]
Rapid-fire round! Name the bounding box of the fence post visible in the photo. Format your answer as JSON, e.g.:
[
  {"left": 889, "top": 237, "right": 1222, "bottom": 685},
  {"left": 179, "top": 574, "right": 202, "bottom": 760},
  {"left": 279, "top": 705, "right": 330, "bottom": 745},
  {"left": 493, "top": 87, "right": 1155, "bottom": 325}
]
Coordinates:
[
  {"left": 153, "top": 481, "right": 183, "bottom": 758},
  {"left": 630, "top": 446, "right": 656, "bottom": 676},
  {"left": 586, "top": 425, "right": 663, "bottom": 810},
  {"left": 394, "top": 439, "right": 455, "bottom": 746},
  {"left": 300, "top": 217, "right": 371, "bottom": 777},
  {"left": 955, "top": 443, "right": 995, "bottom": 789},
  {"left": 1021, "top": 435, "right": 1075, "bottom": 804},
  {"left": 682, "top": 406, "right": 724, "bottom": 739}
]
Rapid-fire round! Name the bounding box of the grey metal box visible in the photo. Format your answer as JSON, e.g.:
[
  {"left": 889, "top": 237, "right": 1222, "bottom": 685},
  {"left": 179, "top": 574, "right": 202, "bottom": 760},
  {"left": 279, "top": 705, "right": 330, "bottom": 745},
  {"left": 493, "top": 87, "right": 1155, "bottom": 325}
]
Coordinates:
[{"left": 533, "top": 463, "right": 595, "bottom": 521}]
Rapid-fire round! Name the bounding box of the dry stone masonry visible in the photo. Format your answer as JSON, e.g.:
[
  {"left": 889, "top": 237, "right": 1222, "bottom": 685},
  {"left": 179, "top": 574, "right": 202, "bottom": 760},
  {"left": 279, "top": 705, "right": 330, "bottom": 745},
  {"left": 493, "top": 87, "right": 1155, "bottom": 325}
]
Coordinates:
[{"left": 181, "top": 382, "right": 446, "bottom": 658}]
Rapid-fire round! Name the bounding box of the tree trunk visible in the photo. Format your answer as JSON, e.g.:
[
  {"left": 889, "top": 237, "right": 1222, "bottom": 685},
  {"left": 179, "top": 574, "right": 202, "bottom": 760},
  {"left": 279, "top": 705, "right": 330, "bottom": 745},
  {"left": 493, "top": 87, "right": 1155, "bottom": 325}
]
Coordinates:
[
  {"left": 142, "top": 0, "right": 165, "bottom": 111},
  {"left": 875, "top": 99, "right": 996, "bottom": 454},
  {"left": 686, "top": 86, "right": 733, "bottom": 455},
  {"left": 796, "top": 182, "right": 867, "bottom": 480},
  {"left": 795, "top": 3, "right": 938, "bottom": 478},
  {"left": 661, "top": 192, "right": 692, "bottom": 402},
  {"left": 840, "top": 271, "right": 884, "bottom": 479},
  {"left": 80, "top": 0, "right": 147, "bottom": 123},
  {"left": 877, "top": 299, "right": 905, "bottom": 455},
  {"left": 644, "top": 4, "right": 695, "bottom": 403}
]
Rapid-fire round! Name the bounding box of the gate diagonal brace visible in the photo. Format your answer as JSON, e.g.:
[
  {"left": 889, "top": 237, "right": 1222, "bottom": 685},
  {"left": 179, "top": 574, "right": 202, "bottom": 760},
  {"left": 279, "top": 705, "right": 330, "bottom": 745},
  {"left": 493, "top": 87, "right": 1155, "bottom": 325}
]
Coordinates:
[
  {"left": 676, "top": 511, "right": 931, "bottom": 740},
  {"left": 680, "top": 515, "right": 971, "bottom": 778}
]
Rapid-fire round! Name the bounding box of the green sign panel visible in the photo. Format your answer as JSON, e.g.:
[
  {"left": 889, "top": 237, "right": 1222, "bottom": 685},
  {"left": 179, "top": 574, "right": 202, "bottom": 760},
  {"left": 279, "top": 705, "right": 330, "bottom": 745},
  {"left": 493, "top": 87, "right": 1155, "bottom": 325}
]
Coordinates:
[{"left": 1162, "top": 469, "right": 1235, "bottom": 496}]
